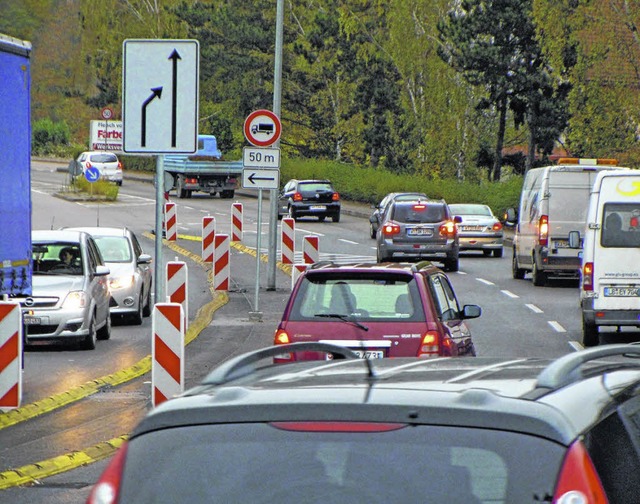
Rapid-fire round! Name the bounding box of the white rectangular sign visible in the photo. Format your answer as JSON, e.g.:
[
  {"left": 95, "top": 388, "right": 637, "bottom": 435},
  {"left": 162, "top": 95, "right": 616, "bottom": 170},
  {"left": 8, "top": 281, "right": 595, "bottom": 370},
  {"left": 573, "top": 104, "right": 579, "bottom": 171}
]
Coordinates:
[
  {"left": 242, "top": 168, "right": 280, "bottom": 190},
  {"left": 90, "top": 120, "right": 123, "bottom": 152},
  {"left": 122, "top": 39, "right": 199, "bottom": 154},
  {"left": 243, "top": 147, "right": 281, "bottom": 168}
]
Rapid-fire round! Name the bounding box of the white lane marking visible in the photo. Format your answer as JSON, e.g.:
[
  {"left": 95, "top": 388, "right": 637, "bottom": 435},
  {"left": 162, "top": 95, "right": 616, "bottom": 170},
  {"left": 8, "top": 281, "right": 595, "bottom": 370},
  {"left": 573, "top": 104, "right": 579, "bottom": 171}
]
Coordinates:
[
  {"left": 548, "top": 321, "right": 566, "bottom": 332},
  {"left": 569, "top": 341, "right": 584, "bottom": 352},
  {"left": 296, "top": 227, "right": 324, "bottom": 237},
  {"left": 455, "top": 271, "right": 467, "bottom": 275},
  {"left": 339, "top": 239, "right": 359, "bottom": 245},
  {"left": 501, "top": 290, "right": 519, "bottom": 298},
  {"left": 476, "top": 278, "right": 495, "bottom": 286},
  {"left": 525, "top": 304, "right": 543, "bottom": 314}
]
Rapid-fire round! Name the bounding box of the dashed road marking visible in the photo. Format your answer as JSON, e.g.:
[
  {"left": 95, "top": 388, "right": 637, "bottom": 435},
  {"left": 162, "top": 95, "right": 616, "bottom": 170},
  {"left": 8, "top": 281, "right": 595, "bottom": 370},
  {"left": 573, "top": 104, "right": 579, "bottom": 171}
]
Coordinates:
[
  {"left": 501, "top": 290, "right": 519, "bottom": 298},
  {"left": 477, "top": 278, "right": 495, "bottom": 286},
  {"left": 339, "top": 238, "right": 359, "bottom": 245},
  {"left": 569, "top": 341, "right": 584, "bottom": 351},
  {"left": 526, "top": 304, "right": 543, "bottom": 313},
  {"left": 548, "top": 321, "right": 566, "bottom": 332}
]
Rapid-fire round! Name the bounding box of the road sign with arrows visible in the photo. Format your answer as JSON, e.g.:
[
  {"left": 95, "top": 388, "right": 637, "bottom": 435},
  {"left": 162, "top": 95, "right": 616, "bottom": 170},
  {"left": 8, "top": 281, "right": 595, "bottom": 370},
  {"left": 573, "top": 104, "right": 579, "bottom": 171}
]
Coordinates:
[
  {"left": 122, "top": 39, "right": 199, "bottom": 154},
  {"left": 242, "top": 168, "right": 280, "bottom": 190}
]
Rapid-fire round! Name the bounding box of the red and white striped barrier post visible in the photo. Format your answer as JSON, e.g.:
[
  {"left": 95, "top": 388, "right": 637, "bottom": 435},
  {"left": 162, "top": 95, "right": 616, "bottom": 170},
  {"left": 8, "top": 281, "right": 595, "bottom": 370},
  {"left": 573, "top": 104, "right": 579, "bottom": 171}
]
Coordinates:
[
  {"left": 161, "top": 191, "right": 170, "bottom": 235},
  {"left": 281, "top": 217, "right": 295, "bottom": 264},
  {"left": 164, "top": 202, "right": 177, "bottom": 241},
  {"left": 202, "top": 216, "right": 216, "bottom": 263},
  {"left": 166, "top": 260, "right": 188, "bottom": 330},
  {"left": 231, "top": 202, "right": 243, "bottom": 242},
  {"left": 152, "top": 303, "right": 184, "bottom": 408},
  {"left": 292, "top": 264, "right": 308, "bottom": 291},
  {"left": 214, "top": 234, "right": 230, "bottom": 291},
  {"left": 0, "top": 301, "right": 22, "bottom": 409},
  {"left": 303, "top": 235, "right": 320, "bottom": 264}
]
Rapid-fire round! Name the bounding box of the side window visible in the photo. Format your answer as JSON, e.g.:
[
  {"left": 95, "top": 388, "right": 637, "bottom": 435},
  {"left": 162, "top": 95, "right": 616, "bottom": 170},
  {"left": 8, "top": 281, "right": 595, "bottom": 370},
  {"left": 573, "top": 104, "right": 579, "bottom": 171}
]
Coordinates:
[
  {"left": 429, "top": 275, "right": 460, "bottom": 321},
  {"left": 131, "top": 233, "right": 143, "bottom": 258},
  {"left": 87, "top": 239, "right": 101, "bottom": 271}
]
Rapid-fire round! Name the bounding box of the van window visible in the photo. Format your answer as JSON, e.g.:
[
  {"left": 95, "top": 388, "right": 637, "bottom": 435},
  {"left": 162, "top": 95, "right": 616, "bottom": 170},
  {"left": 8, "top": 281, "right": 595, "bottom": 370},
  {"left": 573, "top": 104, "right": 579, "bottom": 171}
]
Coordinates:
[{"left": 601, "top": 203, "right": 640, "bottom": 248}]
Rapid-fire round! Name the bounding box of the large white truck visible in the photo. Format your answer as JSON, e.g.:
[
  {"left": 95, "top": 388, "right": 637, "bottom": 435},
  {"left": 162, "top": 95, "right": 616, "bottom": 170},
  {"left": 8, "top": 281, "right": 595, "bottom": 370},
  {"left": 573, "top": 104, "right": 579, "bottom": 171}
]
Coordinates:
[
  {"left": 571, "top": 169, "right": 640, "bottom": 346},
  {"left": 0, "top": 34, "right": 32, "bottom": 296},
  {"left": 506, "top": 158, "right": 625, "bottom": 286}
]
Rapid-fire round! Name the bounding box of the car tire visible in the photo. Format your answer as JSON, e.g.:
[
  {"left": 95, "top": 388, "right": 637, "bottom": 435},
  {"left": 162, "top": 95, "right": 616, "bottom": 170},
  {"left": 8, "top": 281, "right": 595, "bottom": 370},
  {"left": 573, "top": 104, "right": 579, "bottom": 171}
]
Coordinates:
[
  {"left": 376, "top": 247, "right": 389, "bottom": 263},
  {"left": 131, "top": 292, "right": 144, "bottom": 325},
  {"left": 82, "top": 316, "right": 97, "bottom": 350},
  {"left": 512, "top": 250, "right": 526, "bottom": 279},
  {"left": 117, "top": 181, "right": 122, "bottom": 187},
  {"left": 445, "top": 254, "right": 459, "bottom": 272},
  {"left": 287, "top": 206, "right": 297, "bottom": 221},
  {"left": 332, "top": 212, "right": 340, "bottom": 223},
  {"left": 369, "top": 223, "right": 376, "bottom": 239},
  {"left": 493, "top": 248, "right": 503, "bottom": 258},
  {"left": 318, "top": 215, "right": 326, "bottom": 222},
  {"left": 143, "top": 284, "right": 152, "bottom": 317},
  {"left": 221, "top": 190, "right": 234, "bottom": 198},
  {"left": 583, "top": 317, "right": 599, "bottom": 347},
  {"left": 97, "top": 311, "right": 112, "bottom": 340},
  {"left": 483, "top": 250, "right": 492, "bottom": 257},
  {"left": 176, "top": 177, "right": 187, "bottom": 199},
  {"left": 532, "top": 260, "right": 547, "bottom": 287}
]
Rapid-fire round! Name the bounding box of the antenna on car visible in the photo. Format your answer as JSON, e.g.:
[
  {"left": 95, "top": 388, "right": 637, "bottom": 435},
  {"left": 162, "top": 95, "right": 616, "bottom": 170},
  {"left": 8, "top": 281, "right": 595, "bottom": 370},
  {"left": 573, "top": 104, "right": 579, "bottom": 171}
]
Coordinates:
[{"left": 50, "top": 217, "right": 55, "bottom": 230}]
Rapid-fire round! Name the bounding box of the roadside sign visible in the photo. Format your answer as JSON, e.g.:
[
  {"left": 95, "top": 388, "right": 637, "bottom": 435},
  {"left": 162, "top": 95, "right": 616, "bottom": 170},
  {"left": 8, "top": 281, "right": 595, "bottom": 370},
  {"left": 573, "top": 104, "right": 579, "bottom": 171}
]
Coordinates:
[
  {"left": 242, "top": 168, "right": 280, "bottom": 190},
  {"left": 101, "top": 107, "right": 113, "bottom": 120},
  {"left": 243, "top": 147, "right": 280, "bottom": 168},
  {"left": 122, "top": 39, "right": 199, "bottom": 154},
  {"left": 244, "top": 109, "right": 281, "bottom": 147},
  {"left": 85, "top": 166, "right": 100, "bottom": 183}
]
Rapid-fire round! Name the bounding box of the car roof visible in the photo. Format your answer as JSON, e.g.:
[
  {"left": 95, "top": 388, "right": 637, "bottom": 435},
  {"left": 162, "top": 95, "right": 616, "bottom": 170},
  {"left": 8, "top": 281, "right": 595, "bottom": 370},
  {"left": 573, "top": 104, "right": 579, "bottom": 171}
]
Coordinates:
[
  {"left": 305, "top": 260, "right": 441, "bottom": 275},
  {"left": 63, "top": 226, "right": 130, "bottom": 238},
  {"left": 132, "top": 343, "right": 640, "bottom": 447},
  {"left": 32, "top": 229, "right": 87, "bottom": 242},
  {"left": 81, "top": 150, "right": 119, "bottom": 156}
]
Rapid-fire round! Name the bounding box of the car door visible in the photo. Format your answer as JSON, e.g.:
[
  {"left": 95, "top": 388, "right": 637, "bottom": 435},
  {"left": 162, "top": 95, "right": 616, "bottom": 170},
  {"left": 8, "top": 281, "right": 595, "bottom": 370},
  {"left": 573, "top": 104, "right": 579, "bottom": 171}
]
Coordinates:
[
  {"left": 427, "top": 273, "right": 473, "bottom": 355},
  {"left": 87, "top": 237, "right": 110, "bottom": 324},
  {"left": 131, "top": 231, "right": 152, "bottom": 297}
]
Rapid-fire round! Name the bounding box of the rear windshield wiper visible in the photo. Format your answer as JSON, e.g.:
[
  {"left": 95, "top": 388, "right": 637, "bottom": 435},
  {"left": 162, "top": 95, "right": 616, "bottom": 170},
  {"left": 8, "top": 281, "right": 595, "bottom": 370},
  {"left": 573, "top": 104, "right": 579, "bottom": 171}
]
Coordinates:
[{"left": 314, "top": 313, "right": 369, "bottom": 332}]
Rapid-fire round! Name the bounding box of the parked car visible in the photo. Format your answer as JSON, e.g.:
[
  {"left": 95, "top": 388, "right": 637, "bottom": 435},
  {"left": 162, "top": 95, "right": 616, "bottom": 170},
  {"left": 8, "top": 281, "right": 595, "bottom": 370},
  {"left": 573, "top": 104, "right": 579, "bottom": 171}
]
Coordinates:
[
  {"left": 273, "top": 261, "right": 480, "bottom": 361},
  {"left": 88, "top": 343, "right": 640, "bottom": 503},
  {"left": 14, "top": 229, "right": 111, "bottom": 350},
  {"left": 376, "top": 198, "right": 461, "bottom": 271},
  {"left": 277, "top": 179, "right": 341, "bottom": 222},
  {"left": 76, "top": 151, "right": 124, "bottom": 186},
  {"left": 64, "top": 227, "right": 153, "bottom": 325},
  {"left": 368, "top": 192, "right": 428, "bottom": 238},
  {"left": 448, "top": 203, "right": 504, "bottom": 257}
]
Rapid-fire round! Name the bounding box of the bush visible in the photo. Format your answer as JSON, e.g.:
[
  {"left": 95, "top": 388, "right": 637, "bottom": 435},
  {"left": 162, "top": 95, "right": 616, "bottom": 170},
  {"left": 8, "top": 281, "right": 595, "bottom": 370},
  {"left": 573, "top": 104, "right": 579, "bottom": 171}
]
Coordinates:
[
  {"left": 71, "top": 176, "right": 119, "bottom": 200},
  {"left": 32, "top": 118, "right": 71, "bottom": 155}
]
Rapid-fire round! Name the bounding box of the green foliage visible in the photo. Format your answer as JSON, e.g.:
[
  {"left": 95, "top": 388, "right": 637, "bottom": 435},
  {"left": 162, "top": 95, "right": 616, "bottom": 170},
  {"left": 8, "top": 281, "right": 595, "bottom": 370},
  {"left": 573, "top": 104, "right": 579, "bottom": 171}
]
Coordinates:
[
  {"left": 72, "top": 176, "right": 119, "bottom": 200},
  {"left": 32, "top": 118, "right": 71, "bottom": 155}
]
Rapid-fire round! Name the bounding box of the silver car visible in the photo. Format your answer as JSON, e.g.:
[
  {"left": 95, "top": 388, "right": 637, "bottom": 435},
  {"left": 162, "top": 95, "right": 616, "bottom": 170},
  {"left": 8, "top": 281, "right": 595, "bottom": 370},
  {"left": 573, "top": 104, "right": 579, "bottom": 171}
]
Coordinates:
[
  {"left": 66, "top": 227, "right": 153, "bottom": 325},
  {"left": 76, "top": 151, "right": 123, "bottom": 186},
  {"left": 369, "top": 192, "right": 428, "bottom": 238},
  {"left": 16, "top": 230, "right": 111, "bottom": 350},
  {"left": 448, "top": 203, "right": 504, "bottom": 257}
]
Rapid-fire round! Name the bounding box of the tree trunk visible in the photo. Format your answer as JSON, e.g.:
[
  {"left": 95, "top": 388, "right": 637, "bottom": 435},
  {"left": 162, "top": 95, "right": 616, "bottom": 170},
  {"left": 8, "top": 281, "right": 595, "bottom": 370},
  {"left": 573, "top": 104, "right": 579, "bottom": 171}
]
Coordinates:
[
  {"left": 492, "top": 96, "right": 507, "bottom": 182},
  {"left": 526, "top": 109, "right": 536, "bottom": 171}
]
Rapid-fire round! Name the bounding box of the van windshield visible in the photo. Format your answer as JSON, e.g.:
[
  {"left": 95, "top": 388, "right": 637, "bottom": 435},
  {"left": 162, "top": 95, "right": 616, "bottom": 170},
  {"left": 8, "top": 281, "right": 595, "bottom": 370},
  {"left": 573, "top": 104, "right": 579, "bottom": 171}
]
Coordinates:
[{"left": 601, "top": 203, "right": 640, "bottom": 248}]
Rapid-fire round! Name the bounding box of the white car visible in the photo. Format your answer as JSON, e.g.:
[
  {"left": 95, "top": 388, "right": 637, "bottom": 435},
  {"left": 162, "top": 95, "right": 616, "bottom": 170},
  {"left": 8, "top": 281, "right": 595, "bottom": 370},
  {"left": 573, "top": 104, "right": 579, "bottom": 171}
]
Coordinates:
[
  {"left": 449, "top": 203, "right": 504, "bottom": 257},
  {"left": 76, "top": 151, "right": 123, "bottom": 186}
]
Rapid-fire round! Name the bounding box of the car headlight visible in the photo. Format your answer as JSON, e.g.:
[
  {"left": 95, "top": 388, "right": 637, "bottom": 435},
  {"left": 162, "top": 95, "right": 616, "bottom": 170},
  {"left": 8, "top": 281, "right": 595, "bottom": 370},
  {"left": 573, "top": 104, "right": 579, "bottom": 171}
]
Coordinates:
[
  {"left": 109, "top": 275, "right": 135, "bottom": 290},
  {"left": 62, "top": 291, "right": 88, "bottom": 309}
]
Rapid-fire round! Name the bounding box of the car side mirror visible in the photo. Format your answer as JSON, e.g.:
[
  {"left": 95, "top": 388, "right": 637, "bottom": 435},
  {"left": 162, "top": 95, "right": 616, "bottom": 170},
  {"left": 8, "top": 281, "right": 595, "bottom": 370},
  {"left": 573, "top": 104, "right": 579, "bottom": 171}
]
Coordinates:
[
  {"left": 137, "top": 253, "right": 153, "bottom": 265},
  {"left": 505, "top": 208, "right": 517, "bottom": 224},
  {"left": 462, "top": 304, "right": 482, "bottom": 319},
  {"left": 568, "top": 231, "right": 581, "bottom": 249}
]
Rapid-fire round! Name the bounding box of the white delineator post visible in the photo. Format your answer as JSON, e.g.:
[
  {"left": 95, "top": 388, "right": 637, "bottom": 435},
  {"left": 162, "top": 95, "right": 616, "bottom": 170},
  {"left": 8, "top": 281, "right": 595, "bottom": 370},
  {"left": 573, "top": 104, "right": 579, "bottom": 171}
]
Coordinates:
[
  {"left": 164, "top": 202, "right": 177, "bottom": 241},
  {"left": 152, "top": 302, "right": 184, "bottom": 408},
  {"left": 281, "top": 217, "right": 295, "bottom": 264},
  {"left": 202, "top": 216, "right": 216, "bottom": 263},
  {"left": 0, "top": 301, "right": 22, "bottom": 410},
  {"left": 214, "top": 234, "right": 230, "bottom": 291},
  {"left": 166, "top": 260, "right": 188, "bottom": 331},
  {"left": 231, "top": 202, "right": 243, "bottom": 242},
  {"left": 303, "top": 235, "right": 319, "bottom": 264}
]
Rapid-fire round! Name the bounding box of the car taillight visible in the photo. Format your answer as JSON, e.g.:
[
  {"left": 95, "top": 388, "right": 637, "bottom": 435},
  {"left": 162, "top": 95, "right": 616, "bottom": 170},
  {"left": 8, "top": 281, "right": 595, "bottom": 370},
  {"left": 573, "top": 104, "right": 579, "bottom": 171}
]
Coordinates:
[
  {"left": 85, "top": 162, "right": 92, "bottom": 169},
  {"left": 86, "top": 442, "right": 128, "bottom": 504},
  {"left": 538, "top": 215, "right": 549, "bottom": 246},
  {"left": 293, "top": 192, "right": 303, "bottom": 202},
  {"left": 417, "top": 331, "right": 440, "bottom": 357},
  {"left": 439, "top": 221, "right": 457, "bottom": 237},
  {"left": 553, "top": 441, "right": 608, "bottom": 504},
  {"left": 583, "top": 262, "right": 594, "bottom": 291},
  {"left": 382, "top": 222, "right": 401, "bottom": 236},
  {"left": 332, "top": 192, "right": 340, "bottom": 201},
  {"left": 117, "top": 161, "right": 123, "bottom": 171},
  {"left": 492, "top": 222, "right": 503, "bottom": 231},
  {"left": 273, "top": 330, "right": 293, "bottom": 361},
  {"left": 630, "top": 216, "right": 639, "bottom": 228}
]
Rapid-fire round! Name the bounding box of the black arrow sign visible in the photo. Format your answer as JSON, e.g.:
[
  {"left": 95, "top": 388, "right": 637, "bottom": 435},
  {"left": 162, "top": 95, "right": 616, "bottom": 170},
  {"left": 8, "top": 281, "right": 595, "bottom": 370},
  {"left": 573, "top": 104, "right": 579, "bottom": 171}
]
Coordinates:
[
  {"left": 141, "top": 87, "right": 163, "bottom": 147},
  {"left": 168, "top": 49, "right": 181, "bottom": 148},
  {"left": 248, "top": 173, "right": 276, "bottom": 184}
]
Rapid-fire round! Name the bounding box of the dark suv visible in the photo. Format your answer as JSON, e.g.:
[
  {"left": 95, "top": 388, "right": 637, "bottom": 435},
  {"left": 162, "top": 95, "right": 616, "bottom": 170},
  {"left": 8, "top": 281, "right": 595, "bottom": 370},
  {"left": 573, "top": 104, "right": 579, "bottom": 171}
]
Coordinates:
[
  {"left": 278, "top": 179, "right": 341, "bottom": 222},
  {"left": 376, "top": 198, "right": 461, "bottom": 271},
  {"left": 273, "top": 261, "right": 480, "bottom": 361},
  {"left": 88, "top": 343, "right": 640, "bottom": 503}
]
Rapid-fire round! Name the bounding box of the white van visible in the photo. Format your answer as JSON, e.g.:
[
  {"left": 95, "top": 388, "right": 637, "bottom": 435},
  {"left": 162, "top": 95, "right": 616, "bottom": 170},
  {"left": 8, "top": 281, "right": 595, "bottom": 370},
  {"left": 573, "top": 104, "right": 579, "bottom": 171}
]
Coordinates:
[
  {"left": 506, "top": 158, "right": 624, "bottom": 286},
  {"left": 574, "top": 169, "right": 640, "bottom": 346}
]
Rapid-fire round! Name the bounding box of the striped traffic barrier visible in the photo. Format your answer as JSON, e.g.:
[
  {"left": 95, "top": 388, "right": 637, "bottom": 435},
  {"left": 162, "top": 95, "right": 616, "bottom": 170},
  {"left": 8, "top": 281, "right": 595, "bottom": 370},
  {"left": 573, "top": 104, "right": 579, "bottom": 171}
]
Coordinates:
[
  {"left": 202, "top": 216, "right": 216, "bottom": 263},
  {"left": 291, "top": 263, "right": 308, "bottom": 291},
  {"left": 281, "top": 217, "right": 295, "bottom": 264},
  {"left": 231, "top": 202, "right": 243, "bottom": 242},
  {"left": 166, "top": 260, "right": 188, "bottom": 330},
  {"left": 214, "top": 234, "right": 230, "bottom": 291},
  {"left": 152, "top": 302, "right": 184, "bottom": 408},
  {"left": 164, "top": 202, "right": 177, "bottom": 241},
  {"left": 0, "top": 301, "right": 22, "bottom": 409},
  {"left": 303, "top": 235, "right": 319, "bottom": 264}
]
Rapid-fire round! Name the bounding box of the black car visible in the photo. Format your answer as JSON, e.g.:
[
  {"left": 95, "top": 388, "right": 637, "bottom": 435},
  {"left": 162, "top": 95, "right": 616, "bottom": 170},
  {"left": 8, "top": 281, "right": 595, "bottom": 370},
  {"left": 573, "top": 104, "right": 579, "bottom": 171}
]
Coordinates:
[
  {"left": 368, "top": 192, "right": 428, "bottom": 238},
  {"left": 278, "top": 179, "right": 341, "bottom": 222},
  {"left": 88, "top": 343, "right": 640, "bottom": 503}
]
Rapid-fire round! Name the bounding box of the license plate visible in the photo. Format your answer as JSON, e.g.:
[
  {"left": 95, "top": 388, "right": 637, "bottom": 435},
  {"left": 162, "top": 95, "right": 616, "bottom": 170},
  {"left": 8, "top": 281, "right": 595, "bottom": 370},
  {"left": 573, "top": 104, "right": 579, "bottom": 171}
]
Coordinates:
[
  {"left": 554, "top": 240, "right": 570, "bottom": 248},
  {"left": 23, "top": 316, "right": 42, "bottom": 325},
  {"left": 604, "top": 287, "right": 640, "bottom": 297},
  {"left": 309, "top": 205, "right": 326, "bottom": 210},
  {"left": 352, "top": 350, "right": 384, "bottom": 359},
  {"left": 407, "top": 228, "right": 432, "bottom": 236},
  {"left": 461, "top": 225, "right": 484, "bottom": 231}
]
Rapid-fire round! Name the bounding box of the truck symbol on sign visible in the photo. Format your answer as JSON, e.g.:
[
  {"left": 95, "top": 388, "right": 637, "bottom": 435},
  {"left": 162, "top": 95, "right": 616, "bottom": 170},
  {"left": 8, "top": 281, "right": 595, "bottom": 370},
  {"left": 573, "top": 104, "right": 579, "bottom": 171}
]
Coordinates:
[{"left": 251, "top": 123, "right": 274, "bottom": 135}]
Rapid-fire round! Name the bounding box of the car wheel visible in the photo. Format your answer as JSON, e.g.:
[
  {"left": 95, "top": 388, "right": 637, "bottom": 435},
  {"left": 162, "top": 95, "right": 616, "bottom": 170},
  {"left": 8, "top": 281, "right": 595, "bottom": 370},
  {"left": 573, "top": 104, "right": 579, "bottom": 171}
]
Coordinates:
[
  {"left": 376, "top": 247, "right": 389, "bottom": 263},
  {"left": 82, "top": 316, "right": 97, "bottom": 350},
  {"left": 97, "top": 311, "right": 112, "bottom": 340},
  {"left": 131, "top": 292, "right": 144, "bottom": 325},
  {"left": 332, "top": 212, "right": 340, "bottom": 223},
  {"left": 287, "top": 206, "right": 297, "bottom": 221},
  {"left": 318, "top": 215, "right": 326, "bottom": 222},
  {"left": 370, "top": 223, "right": 376, "bottom": 239},
  {"left": 483, "top": 250, "right": 492, "bottom": 257},
  {"left": 512, "top": 250, "right": 525, "bottom": 279},
  {"left": 493, "top": 247, "right": 503, "bottom": 258},
  {"left": 583, "top": 317, "right": 599, "bottom": 347},
  {"left": 142, "top": 284, "right": 152, "bottom": 317},
  {"left": 532, "top": 260, "right": 547, "bottom": 287},
  {"left": 117, "top": 181, "right": 122, "bottom": 187},
  {"left": 445, "top": 254, "right": 459, "bottom": 272}
]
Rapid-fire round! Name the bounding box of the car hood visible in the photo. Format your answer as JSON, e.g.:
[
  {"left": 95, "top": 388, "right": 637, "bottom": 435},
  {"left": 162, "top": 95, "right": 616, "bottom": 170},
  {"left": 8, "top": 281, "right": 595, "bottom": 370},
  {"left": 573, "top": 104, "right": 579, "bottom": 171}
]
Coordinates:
[
  {"left": 32, "top": 274, "right": 86, "bottom": 295},
  {"left": 105, "top": 262, "right": 134, "bottom": 277}
]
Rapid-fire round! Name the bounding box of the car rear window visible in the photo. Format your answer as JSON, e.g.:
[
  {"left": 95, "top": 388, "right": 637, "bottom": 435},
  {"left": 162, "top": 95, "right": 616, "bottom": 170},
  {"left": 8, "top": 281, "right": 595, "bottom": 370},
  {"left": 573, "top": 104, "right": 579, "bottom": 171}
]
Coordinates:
[
  {"left": 450, "top": 205, "right": 492, "bottom": 216},
  {"left": 120, "top": 422, "right": 565, "bottom": 503},
  {"left": 392, "top": 202, "right": 446, "bottom": 223},
  {"left": 288, "top": 273, "right": 425, "bottom": 321},
  {"left": 298, "top": 182, "right": 333, "bottom": 193},
  {"left": 89, "top": 153, "right": 118, "bottom": 163}
]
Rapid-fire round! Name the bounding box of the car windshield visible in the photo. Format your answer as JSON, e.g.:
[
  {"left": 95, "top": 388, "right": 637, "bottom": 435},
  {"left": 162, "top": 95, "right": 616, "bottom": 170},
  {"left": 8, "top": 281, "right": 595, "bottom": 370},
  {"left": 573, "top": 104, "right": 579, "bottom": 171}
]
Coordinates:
[
  {"left": 449, "top": 205, "right": 492, "bottom": 217},
  {"left": 392, "top": 203, "right": 445, "bottom": 223},
  {"left": 32, "top": 242, "right": 83, "bottom": 275},
  {"left": 93, "top": 236, "right": 132, "bottom": 262},
  {"left": 119, "top": 423, "right": 565, "bottom": 503},
  {"left": 290, "top": 273, "right": 424, "bottom": 322}
]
